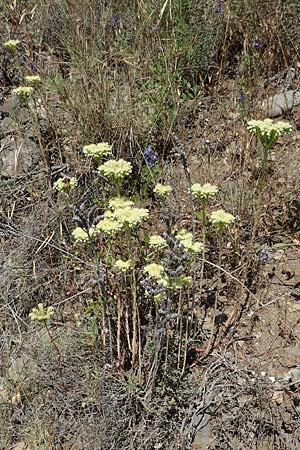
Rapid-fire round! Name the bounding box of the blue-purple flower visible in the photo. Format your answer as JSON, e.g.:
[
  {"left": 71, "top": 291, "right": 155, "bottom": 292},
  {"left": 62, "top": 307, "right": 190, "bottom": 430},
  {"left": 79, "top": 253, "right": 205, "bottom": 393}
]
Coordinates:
[
  {"left": 252, "top": 40, "right": 260, "bottom": 48},
  {"left": 239, "top": 93, "right": 246, "bottom": 101},
  {"left": 151, "top": 24, "right": 161, "bottom": 33},
  {"left": 144, "top": 146, "right": 157, "bottom": 167},
  {"left": 112, "top": 14, "right": 120, "bottom": 26},
  {"left": 215, "top": 0, "right": 222, "bottom": 12},
  {"left": 28, "top": 61, "right": 37, "bottom": 74}
]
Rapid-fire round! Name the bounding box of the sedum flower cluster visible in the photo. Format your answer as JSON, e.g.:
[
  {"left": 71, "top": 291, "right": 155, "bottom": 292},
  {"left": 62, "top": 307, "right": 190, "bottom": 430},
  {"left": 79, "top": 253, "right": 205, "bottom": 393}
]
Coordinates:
[
  {"left": 149, "top": 235, "right": 167, "bottom": 249},
  {"left": 95, "top": 217, "right": 122, "bottom": 235},
  {"left": 144, "top": 263, "right": 168, "bottom": 287},
  {"left": 153, "top": 183, "right": 172, "bottom": 199},
  {"left": 3, "top": 39, "right": 21, "bottom": 51},
  {"left": 105, "top": 206, "right": 149, "bottom": 228},
  {"left": 53, "top": 176, "right": 77, "bottom": 192},
  {"left": 98, "top": 159, "right": 132, "bottom": 180},
  {"left": 72, "top": 227, "right": 92, "bottom": 242},
  {"left": 83, "top": 142, "right": 111, "bottom": 159},
  {"left": 114, "top": 259, "right": 133, "bottom": 272},
  {"left": 29, "top": 303, "right": 54, "bottom": 322},
  {"left": 108, "top": 197, "right": 134, "bottom": 209},
  {"left": 191, "top": 183, "right": 218, "bottom": 202},
  {"left": 72, "top": 197, "right": 149, "bottom": 241},
  {"left": 210, "top": 209, "right": 235, "bottom": 228},
  {"left": 12, "top": 86, "right": 34, "bottom": 103},
  {"left": 25, "top": 74, "right": 41, "bottom": 87},
  {"left": 175, "top": 230, "right": 203, "bottom": 253},
  {"left": 247, "top": 118, "right": 292, "bottom": 150}
]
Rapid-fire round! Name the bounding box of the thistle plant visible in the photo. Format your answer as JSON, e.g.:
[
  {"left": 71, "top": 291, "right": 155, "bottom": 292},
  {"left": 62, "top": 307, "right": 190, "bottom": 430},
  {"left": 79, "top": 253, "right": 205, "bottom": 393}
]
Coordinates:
[{"left": 247, "top": 118, "right": 292, "bottom": 178}]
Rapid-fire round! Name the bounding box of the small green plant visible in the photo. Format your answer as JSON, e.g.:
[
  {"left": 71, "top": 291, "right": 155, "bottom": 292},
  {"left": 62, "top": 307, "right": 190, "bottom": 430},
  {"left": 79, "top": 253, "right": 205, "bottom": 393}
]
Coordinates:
[{"left": 3, "top": 38, "right": 21, "bottom": 51}]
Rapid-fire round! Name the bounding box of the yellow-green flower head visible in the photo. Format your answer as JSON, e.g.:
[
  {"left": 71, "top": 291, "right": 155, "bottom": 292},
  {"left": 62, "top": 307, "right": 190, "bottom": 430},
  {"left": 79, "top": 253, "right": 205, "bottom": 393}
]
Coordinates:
[
  {"left": 182, "top": 239, "right": 203, "bottom": 253},
  {"left": 83, "top": 142, "right": 111, "bottom": 159},
  {"left": 143, "top": 263, "right": 169, "bottom": 287},
  {"left": 171, "top": 276, "right": 192, "bottom": 289},
  {"left": 108, "top": 197, "right": 134, "bottom": 210},
  {"left": 247, "top": 118, "right": 292, "bottom": 138},
  {"left": 210, "top": 209, "right": 235, "bottom": 227},
  {"left": 3, "top": 39, "right": 21, "bottom": 51},
  {"left": 153, "top": 183, "right": 172, "bottom": 198},
  {"left": 191, "top": 183, "right": 218, "bottom": 201},
  {"left": 95, "top": 218, "right": 122, "bottom": 235},
  {"left": 175, "top": 229, "right": 193, "bottom": 241},
  {"left": 98, "top": 159, "right": 132, "bottom": 179},
  {"left": 175, "top": 230, "right": 203, "bottom": 253},
  {"left": 53, "top": 176, "right": 77, "bottom": 192},
  {"left": 29, "top": 303, "right": 54, "bottom": 322},
  {"left": 144, "top": 263, "right": 165, "bottom": 279},
  {"left": 112, "top": 207, "right": 149, "bottom": 227},
  {"left": 25, "top": 74, "right": 41, "bottom": 87},
  {"left": 114, "top": 259, "right": 133, "bottom": 272},
  {"left": 149, "top": 235, "right": 168, "bottom": 249},
  {"left": 72, "top": 227, "right": 90, "bottom": 242},
  {"left": 12, "top": 86, "right": 34, "bottom": 102}
]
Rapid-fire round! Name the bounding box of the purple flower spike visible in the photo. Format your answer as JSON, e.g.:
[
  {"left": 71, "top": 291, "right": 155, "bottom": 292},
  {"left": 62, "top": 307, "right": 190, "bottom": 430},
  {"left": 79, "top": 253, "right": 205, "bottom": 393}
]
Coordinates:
[{"left": 144, "top": 146, "right": 158, "bottom": 167}]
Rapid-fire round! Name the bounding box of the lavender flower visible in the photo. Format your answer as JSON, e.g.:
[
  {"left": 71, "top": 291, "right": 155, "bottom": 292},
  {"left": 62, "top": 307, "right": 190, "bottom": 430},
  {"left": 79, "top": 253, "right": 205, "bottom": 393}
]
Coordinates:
[
  {"left": 239, "top": 93, "right": 246, "bottom": 101},
  {"left": 252, "top": 40, "right": 260, "bottom": 48},
  {"left": 28, "top": 61, "right": 37, "bottom": 74},
  {"left": 151, "top": 24, "right": 161, "bottom": 33},
  {"left": 144, "top": 146, "right": 157, "bottom": 167},
  {"left": 112, "top": 14, "right": 120, "bottom": 25},
  {"left": 215, "top": 0, "right": 222, "bottom": 12}
]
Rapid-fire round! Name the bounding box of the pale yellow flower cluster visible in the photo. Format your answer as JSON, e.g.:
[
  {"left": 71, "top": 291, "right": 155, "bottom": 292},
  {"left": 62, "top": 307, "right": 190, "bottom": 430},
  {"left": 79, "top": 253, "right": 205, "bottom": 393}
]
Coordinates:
[
  {"left": 144, "top": 263, "right": 168, "bottom": 287},
  {"left": 83, "top": 142, "right": 111, "bottom": 159},
  {"left": 29, "top": 303, "right": 54, "bottom": 322},
  {"left": 210, "top": 209, "right": 235, "bottom": 227},
  {"left": 153, "top": 183, "right": 172, "bottom": 199},
  {"left": 25, "top": 75, "right": 41, "bottom": 87},
  {"left": 3, "top": 39, "right": 21, "bottom": 51},
  {"left": 175, "top": 230, "right": 203, "bottom": 253},
  {"left": 98, "top": 159, "right": 132, "bottom": 179},
  {"left": 108, "top": 197, "right": 134, "bottom": 209},
  {"left": 114, "top": 259, "right": 133, "bottom": 272},
  {"left": 53, "top": 176, "right": 77, "bottom": 192},
  {"left": 104, "top": 206, "right": 149, "bottom": 228},
  {"left": 12, "top": 86, "right": 34, "bottom": 102},
  {"left": 149, "top": 235, "right": 167, "bottom": 249},
  {"left": 191, "top": 183, "right": 218, "bottom": 201},
  {"left": 247, "top": 118, "right": 292, "bottom": 138},
  {"left": 72, "top": 227, "right": 91, "bottom": 242}
]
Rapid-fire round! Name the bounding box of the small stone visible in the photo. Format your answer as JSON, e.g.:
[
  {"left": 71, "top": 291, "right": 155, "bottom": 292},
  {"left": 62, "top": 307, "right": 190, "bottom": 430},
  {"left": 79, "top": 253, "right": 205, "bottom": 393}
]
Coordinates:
[
  {"left": 261, "top": 90, "right": 300, "bottom": 118},
  {"left": 280, "top": 347, "right": 300, "bottom": 368},
  {"left": 0, "top": 136, "right": 40, "bottom": 177}
]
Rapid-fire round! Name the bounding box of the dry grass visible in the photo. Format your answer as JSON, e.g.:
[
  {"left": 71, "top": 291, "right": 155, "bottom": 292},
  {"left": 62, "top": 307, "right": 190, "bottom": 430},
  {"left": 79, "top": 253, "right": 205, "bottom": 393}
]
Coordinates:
[{"left": 1, "top": 0, "right": 300, "bottom": 448}]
